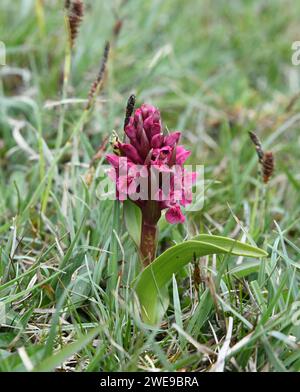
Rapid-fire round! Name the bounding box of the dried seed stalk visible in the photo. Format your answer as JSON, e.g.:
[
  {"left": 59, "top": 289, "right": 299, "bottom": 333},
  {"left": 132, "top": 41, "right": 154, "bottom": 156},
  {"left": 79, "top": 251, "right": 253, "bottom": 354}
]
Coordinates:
[
  {"left": 249, "top": 131, "right": 274, "bottom": 183},
  {"left": 123, "top": 94, "right": 136, "bottom": 130},
  {"left": 65, "top": 0, "right": 84, "bottom": 48},
  {"left": 86, "top": 42, "right": 110, "bottom": 110}
]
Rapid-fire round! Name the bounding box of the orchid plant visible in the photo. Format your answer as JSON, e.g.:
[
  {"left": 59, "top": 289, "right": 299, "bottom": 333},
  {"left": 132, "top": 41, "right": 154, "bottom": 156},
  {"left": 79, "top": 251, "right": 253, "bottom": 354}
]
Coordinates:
[
  {"left": 106, "top": 101, "right": 196, "bottom": 265},
  {"left": 106, "top": 98, "right": 267, "bottom": 325}
]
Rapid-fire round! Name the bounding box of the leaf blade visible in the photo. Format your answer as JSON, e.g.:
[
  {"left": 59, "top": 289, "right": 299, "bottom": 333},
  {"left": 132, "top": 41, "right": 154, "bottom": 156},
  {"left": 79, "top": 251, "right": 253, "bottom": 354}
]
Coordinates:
[{"left": 134, "top": 235, "right": 267, "bottom": 325}]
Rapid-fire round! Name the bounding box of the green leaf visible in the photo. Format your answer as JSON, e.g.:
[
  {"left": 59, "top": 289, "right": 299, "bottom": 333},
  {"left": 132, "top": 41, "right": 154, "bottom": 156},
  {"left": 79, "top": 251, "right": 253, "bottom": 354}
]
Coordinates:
[
  {"left": 123, "top": 200, "right": 142, "bottom": 248},
  {"left": 107, "top": 200, "right": 120, "bottom": 293},
  {"left": 55, "top": 252, "right": 85, "bottom": 299},
  {"left": 229, "top": 260, "right": 261, "bottom": 277},
  {"left": 133, "top": 234, "right": 267, "bottom": 326},
  {"left": 33, "top": 326, "right": 101, "bottom": 372},
  {"left": 0, "top": 333, "right": 16, "bottom": 349}
]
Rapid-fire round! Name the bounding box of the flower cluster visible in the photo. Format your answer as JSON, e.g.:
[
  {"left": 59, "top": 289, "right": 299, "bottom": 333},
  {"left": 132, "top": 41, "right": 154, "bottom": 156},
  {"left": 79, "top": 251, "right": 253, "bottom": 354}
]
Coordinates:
[{"left": 106, "top": 104, "right": 196, "bottom": 224}]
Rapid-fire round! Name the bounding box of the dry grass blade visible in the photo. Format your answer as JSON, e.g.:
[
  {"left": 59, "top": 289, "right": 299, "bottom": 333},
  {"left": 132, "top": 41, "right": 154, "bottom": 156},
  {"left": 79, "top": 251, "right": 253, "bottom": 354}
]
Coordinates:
[
  {"left": 172, "top": 323, "right": 216, "bottom": 357},
  {"left": 210, "top": 317, "right": 233, "bottom": 372}
]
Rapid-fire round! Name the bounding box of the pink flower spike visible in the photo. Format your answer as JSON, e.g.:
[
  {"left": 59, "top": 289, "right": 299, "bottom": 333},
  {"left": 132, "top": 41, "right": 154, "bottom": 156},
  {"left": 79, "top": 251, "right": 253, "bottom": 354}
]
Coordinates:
[
  {"left": 176, "top": 146, "right": 191, "bottom": 165},
  {"left": 105, "top": 100, "right": 195, "bottom": 264},
  {"left": 165, "top": 204, "right": 186, "bottom": 224}
]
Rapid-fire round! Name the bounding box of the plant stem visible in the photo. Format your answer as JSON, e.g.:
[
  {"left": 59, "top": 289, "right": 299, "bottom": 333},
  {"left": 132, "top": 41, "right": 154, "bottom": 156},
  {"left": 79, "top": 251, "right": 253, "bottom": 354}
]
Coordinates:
[{"left": 140, "top": 217, "right": 158, "bottom": 267}]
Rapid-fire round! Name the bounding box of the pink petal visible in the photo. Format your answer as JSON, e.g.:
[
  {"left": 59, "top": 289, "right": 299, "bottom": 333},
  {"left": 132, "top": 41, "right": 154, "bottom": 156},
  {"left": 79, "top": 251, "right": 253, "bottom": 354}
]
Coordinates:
[
  {"left": 128, "top": 164, "right": 148, "bottom": 178},
  {"left": 139, "top": 128, "right": 150, "bottom": 155},
  {"left": 139, "top": 165, "right": 149, "bottom": 177},
  {"left": 151, "top": 123, "right": 162, "bottom": 137},
  {"left": 134, "top": 109, "right": 143, "bottom": 128},
  {"left": 182, "top": 170, "right": 197, "bottom": 189},
  {"left": 144, "top": 117, "right": 161, "bottom": 138},
  {"left": 165, "top": 205, "right": 186, "bottom": 224},
  {"left": 151, "top": 146, "right": 173, "bottom": 165},
  {"left": 180, "top": 190, "right": 192, "bottom": 206},
  {"left": 124, "top": 117, "right": 137, "bottom": 139},
  {"left": 108, "top": 167, "right": 117, "bottom": 182},
  {"left": 176, "top": 146, "right": 191, "bottom": 165},
  {"left": 179, "top": 170, "right": 197, "bottom": 206},
  {"left": 190, "top": 171, "right": 197, "bottom": 184},
  {"left": 106, "top": 154, "right": 119, "bottom": 168},
  {"left": 151, "top": 134, "right": 164, "bottom": 148},
  {"left": 117, "top": 176, "right": 128, "bottom": 194},
  {"left": 164, "top": 131, "right": 181, "bottom": 147},
  {"left": 141, "top": 104, "right": 157, "bottom": 119},
  {"left": 140, "top": 104, "right": 151, "bottom": 119},
  {"left": 151, "top": 163, "right": 172, "bottom": 173},
  {"left": 118, "top": 143, "right": 143, "bottom": 164},
  {"left": 127, "top": 178, "right": 139, "bottom": 195}
]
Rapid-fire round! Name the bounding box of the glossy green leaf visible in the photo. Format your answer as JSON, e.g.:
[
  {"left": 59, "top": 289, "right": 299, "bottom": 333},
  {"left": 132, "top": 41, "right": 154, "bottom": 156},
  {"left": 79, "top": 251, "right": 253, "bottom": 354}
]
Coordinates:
[{"left": 133, "top": 234, "right": 267, "bottom": 326}]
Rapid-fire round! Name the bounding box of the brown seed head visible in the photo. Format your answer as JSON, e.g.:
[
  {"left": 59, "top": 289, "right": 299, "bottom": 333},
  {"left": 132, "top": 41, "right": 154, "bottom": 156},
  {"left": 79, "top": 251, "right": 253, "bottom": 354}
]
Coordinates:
[
  {"left": 66, "top": 0, "right": 84, "bottom": 48},
  {"left": 262, "top": 151, "right": 274, "bottom": 183},
  {"left": 113, "top": 19, "right": 123, "bottom": 38},
  {"left": 124, "top": 94, "right": 136, "bottom": 130},
  {"left": 249, "top": 131, "right": 274, "bottom": 184}
]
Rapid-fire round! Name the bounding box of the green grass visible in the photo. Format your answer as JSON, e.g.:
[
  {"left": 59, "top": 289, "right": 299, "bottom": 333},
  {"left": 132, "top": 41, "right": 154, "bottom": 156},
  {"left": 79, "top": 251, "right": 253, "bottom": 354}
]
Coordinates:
[{"left": 1, "top": 0, "right": 300, "bottom": 372}]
